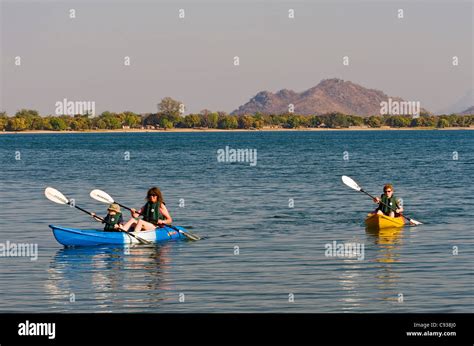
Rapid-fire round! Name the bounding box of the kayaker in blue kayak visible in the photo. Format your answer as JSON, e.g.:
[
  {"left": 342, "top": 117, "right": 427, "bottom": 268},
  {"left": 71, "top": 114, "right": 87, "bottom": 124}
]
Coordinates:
[
  {"left": 122, "top": 187, "right": 173, "bottom": 232},
  {"left": 91, "top": 203, "right": 124, "bottom": 231},
  {"left": 372, "top": 184, "right": 403, "bottom": 217}
]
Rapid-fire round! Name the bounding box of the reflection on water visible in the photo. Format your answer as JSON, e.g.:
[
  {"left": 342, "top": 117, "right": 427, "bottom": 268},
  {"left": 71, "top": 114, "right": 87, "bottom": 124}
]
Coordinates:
[
  {"left": 337, "top": 229, "right": 405, "bottom": 310},
  {"left": 365, "top": 227, "right": 405, "bottom": 303},
  {"left": 365, "top": 227, "right": 404, "bottom": 263},
  {"left": 45, "top": 244, "right": 174, "bottom": 311},
  {"left": 339, "top": 263, "right": 363, "bottom": 311}
]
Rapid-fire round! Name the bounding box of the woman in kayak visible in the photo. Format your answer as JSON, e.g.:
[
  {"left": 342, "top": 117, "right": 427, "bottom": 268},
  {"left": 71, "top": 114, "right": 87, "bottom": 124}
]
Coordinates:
[
  {"left": 371, "top": 184, "right": 403, "bottom": 217},
  {"left": 122, "top": 187, "right": 173, "bottom": 232},
  {"left": 91, "top": 203, "right": 124, "bottom": 231}
]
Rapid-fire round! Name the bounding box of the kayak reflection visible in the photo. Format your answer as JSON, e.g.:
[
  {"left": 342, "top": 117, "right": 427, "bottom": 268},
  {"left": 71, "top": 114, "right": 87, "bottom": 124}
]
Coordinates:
[
  {"left": 46, "top": 244, "right": 175, "bottom": 311},
  {"left": 365, "top": 227, "right": 404, "bottom": 263}
]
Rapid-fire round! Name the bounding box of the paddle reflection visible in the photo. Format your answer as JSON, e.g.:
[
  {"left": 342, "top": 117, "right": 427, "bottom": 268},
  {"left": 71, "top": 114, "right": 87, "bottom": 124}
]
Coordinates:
[{"left": 45, "top": 244, "right": 174, "bottom": 311}]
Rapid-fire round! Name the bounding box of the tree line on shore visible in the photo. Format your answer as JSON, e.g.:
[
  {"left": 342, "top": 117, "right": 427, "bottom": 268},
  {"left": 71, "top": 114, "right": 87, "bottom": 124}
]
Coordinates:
[{"left": 1, "top": 98, "right": 472, "bottom": 131}]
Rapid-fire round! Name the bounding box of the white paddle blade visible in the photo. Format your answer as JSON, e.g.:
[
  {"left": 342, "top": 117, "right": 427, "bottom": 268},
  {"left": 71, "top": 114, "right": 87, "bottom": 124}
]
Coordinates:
[
  {"left": 90, "top": 189, "right": 114, "bottom": 204},
  {"left": 341, "top": 175, "right": 362, "bottom": 191},
  {"left": 45, "top": 187, "right": 69, "bottom": 205},
  {"left": 409, "top": 219, "right": 422, "bottom": 226}
]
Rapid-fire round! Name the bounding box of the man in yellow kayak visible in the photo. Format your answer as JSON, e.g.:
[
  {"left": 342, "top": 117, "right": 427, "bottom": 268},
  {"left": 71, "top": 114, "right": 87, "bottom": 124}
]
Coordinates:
[{"left": 372, "top": 184, "right": 403, "bottom": 217}]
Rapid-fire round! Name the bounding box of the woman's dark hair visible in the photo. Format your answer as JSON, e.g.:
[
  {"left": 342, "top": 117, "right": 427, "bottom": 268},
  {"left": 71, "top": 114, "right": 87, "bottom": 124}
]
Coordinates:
[{"left": 146, "top": 187, "right": 164, "bottom": 205}]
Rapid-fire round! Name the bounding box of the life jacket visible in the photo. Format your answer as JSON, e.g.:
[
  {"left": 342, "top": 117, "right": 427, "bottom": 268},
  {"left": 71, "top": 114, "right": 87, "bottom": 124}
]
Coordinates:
[
  {"left": 103, "top": 212, "right": 123, "bottom": 232},
  {"left": 378, "top": 194, "right": 401, "bottom": 216},
  {"left": 142, "top": 202, "right": 163, "bottom": 224}
]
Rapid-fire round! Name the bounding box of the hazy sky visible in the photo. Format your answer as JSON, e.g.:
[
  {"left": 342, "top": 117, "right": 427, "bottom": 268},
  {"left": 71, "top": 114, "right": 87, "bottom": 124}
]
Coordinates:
[{"left": 1, "top": 0, "right": 472, "bottom": 115}]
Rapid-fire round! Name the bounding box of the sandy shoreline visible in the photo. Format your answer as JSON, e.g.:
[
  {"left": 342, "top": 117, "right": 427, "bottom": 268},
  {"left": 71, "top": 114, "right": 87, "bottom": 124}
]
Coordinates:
[{"left": 1, "top": 127, "right": 473, "bottom": 134}]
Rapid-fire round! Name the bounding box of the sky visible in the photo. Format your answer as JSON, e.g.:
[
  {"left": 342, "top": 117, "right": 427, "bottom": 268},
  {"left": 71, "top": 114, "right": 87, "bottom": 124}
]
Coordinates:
[{"left": 1, "top": 0, "right": 472, "bottom": 115}]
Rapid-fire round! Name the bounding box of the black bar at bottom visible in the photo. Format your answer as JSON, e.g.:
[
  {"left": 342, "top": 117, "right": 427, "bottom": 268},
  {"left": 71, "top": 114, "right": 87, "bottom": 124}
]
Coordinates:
[{"left": 0, "top": 313, "right": 472, "bottom": 345}]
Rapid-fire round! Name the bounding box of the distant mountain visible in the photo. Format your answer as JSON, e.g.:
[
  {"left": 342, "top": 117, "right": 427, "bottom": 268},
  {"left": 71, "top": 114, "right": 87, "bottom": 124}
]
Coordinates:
[
  {"left": 437, "top": 88, "right": 474, "bottom": 115},
  {"left": 459, "top": 106, "right": 474, "bottom": 115},
  {"left": 232, "top": 78, "right": 426, "bottom": 116}
]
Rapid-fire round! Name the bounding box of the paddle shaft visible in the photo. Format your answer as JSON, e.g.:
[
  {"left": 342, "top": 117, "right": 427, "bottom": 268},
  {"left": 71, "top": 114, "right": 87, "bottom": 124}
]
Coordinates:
[
  {"left": 359, "top": 188, "right": 413, "bottom": 223},
  {"left": 69, "top": 203, "right": 150, "bottom": 244}
]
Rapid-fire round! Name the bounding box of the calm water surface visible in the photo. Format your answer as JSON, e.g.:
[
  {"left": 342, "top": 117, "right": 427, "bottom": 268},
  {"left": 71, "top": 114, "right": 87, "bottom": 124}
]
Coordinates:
[{"left": 0, "top": 130, "right": 472, "bottom": 312}]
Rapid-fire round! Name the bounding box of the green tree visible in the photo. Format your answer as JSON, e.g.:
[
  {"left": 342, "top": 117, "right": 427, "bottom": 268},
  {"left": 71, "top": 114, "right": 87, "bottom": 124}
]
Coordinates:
[
  {"left": 143, "top": 113, "right": 161, "bottom": 127},
  {"left": 348, "top": 115, "right": 363, "bottom": 126},
  {"left": 41, "top": 117, "right": 53, "bottom": 130},
  {"left": 454, "top": 115, "right": 470, "bottom": 127},
  {"left": 286, "top": 115, "right": 301, "bottom": 128},
  {"left": 437, "top": 118, "right": 450, "bottom": 128},
  {"left": 12, "top": 109, "right": 41, "bottom": 129},
  {"left": 238, "top": 115, "right": 253, "bottom": 129},
  {"left": 217, "top": 115, "right": 238, "bottom": 129},
  {"left": 446, "top": 114, "right": 459, "bottom": 127},
  {"left": 70, "top": 119, "right": 81, "bottom": 130},
  {"left": 49, "top": 117, "right": 67, "bottom": 131},
  {"left": 96, "top": 119, "right": 107, "bottom": 129},
  {"left": 15, "top": 109, "right": 39, "bottom": 117},
  {"left": 310, "top": 115, "right": 322, "bottom": 127},
  {"left": 6, "top": 117, "right": 28, "bottom": 131},
  {"left": 123, "top": 112, "right": 140, "bottom": 127},
  {"left": 253, "top": 118, "right": 264, "bottom": 128},
  {"left": 421, "top": 116, "right": 436, "bottom": 127},
  {"left": 184, "top": 114, "right": 202, "bottom": 128},
  {"left": 410, "top": 117, "right": 424, "bottom": 127},
  {"left": 70, "top": 116, "right": 91, "bottom": 130},
  {"left": 366, "top": 116, "right": 381, "bottom": 128},
  {"left": 324, "top": 113, "right": 350, "bottom": 128},
  {"left": 385, "top": 116, "right": 410, "bottom": 127},
  {"left": 105, "top": 116, "right": 122, "bottom": 129},
  {"left": 161, "top": 119, "right": 173, "bottom": 129},
  {"left": 100, "top": 111, "right": 112, "bottom": 117},
  {"left": 253, "top": 112, "right": 264, "bottom": 127},
  {"left": 267, "top": 114, "right": 286, "bottom": 127},
  {"left": 205, "top": 112, "right": 219, "bottom": 128},
  {"left": 0, "top": 112, "right": 8, "bottom": 131},
  {"left": 30, "top": 116, "right": 44, "bottom": 130},
  {"left": 159, "top": 97, "right": 183, "bottom": 119}
]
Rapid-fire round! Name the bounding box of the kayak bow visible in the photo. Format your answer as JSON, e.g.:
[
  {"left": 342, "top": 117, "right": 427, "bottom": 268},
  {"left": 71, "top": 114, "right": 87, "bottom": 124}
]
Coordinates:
[
  {"left": 365, "top": 214, "right": 405, "bottom": 229},
  {"left": 50, "top": 225, "right": 188, "bottom": 247}
]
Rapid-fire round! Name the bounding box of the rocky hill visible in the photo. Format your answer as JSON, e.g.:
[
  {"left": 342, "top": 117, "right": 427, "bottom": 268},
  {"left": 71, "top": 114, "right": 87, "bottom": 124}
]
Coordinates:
[{"left": 232, "top": 78, "right": 424, "bottom": 116}]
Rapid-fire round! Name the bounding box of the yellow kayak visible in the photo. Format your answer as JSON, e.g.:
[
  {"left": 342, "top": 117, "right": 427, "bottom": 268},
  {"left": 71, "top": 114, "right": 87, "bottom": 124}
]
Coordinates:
[{"left": 365, "top": 213, "right": 405, "bottom": 229}]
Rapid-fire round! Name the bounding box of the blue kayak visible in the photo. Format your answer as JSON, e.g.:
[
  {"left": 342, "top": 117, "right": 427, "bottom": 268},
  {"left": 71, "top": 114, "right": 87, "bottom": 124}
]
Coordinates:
[{"left": 50, "top": 224, "right": 187, "bottom": 247}]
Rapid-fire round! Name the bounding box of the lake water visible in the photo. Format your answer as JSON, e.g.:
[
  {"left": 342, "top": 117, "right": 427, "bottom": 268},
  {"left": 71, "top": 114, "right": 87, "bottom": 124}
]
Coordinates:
[{"left": 0, "top": 130, "right": 472, "bottom": 312}]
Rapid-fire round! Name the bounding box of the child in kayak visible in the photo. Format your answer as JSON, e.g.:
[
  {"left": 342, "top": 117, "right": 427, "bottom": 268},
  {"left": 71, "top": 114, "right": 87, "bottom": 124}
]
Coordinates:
[
  {"left": 122, "top": 187, "right": 173, "bottom": 232},
  {"left": 91, "top": 203, "right": 124, "bottom": 231},
  {"left": 371, "top": 184, "right": 403, "bottom": 217}
]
